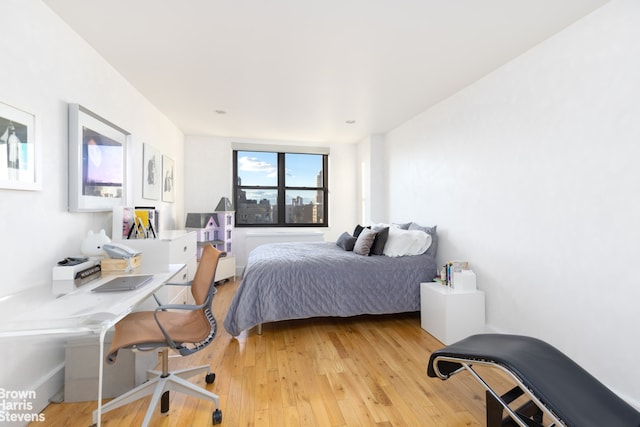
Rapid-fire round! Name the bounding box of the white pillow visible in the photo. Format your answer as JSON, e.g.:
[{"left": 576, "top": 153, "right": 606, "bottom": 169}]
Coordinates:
[{"left": 383, "top": 226, "right": 432, "bottom": 257}]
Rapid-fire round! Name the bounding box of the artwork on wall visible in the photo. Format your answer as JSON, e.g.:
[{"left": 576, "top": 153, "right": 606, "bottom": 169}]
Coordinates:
[
  {"left": 142, "top": 143, "right": 161, "bottom": 200},
  {"left": 162, "top": 155, "right": 175, "bottom": 203},
  {"left": 68, "top": 104, "right": 130, "bottom": 212},
  {"left": 0, "top": 101, "right": 40, "bottom": 190}
]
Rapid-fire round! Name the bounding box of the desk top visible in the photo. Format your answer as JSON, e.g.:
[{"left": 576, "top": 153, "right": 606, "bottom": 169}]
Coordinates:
[{"left": 0, "top": 263, "right": 184, "bottom": 339}]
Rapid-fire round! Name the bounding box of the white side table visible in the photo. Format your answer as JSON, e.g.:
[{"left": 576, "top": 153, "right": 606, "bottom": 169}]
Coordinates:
[{"left": 420, "top": 282, "right": 485, "bottom": 345}]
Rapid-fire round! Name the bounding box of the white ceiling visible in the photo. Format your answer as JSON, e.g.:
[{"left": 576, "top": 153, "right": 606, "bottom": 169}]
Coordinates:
[{"left": 42, "top": 0, "right": 609, "bottom": 144}]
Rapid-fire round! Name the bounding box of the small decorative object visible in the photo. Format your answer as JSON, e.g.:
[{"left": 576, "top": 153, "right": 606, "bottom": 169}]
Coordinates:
[
  {"left": 185, "top": 207, "right": 234, "bottom": 258},
  {"left": 81, "top": 229, "right": 112, "bottom": 257},
  {"left": 162, "top": 155, "right": 175, "bottom": 202},
  {"left": 0, "top": 100, "right": 40, "bottom": 190},
  {"left": 142, "top": 143, "right": 161, "bottom": 200}
]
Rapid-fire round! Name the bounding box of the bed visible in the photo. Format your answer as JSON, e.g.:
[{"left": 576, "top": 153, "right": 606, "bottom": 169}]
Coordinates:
[{"left": 223, "top": 241, "right": 438, "bottom": 336}]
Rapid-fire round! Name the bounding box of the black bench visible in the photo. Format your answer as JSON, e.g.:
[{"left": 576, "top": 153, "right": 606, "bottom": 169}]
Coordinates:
[{"left": 427, "top": 334, "right": 640, "bottom": 427}]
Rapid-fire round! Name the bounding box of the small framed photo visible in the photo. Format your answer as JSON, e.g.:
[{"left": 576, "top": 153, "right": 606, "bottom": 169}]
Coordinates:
[
  {"left": 142, "top": 143, "right": 161, "bottom": 200},
  {"left": 0, "top": 101, "right": 40, "bottom": 191},
  {"left": 162, "top": 155, "right": 175, "bottom": 203}
]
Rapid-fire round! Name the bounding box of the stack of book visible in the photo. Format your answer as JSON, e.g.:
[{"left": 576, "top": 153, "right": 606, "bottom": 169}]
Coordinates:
[{"left": 435, "top": 260, "right": 469, "bottom": 286}]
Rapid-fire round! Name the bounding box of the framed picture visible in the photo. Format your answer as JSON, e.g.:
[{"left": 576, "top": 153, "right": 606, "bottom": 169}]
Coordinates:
[
  {"left": 0, "top": 101, "right": 40, "bottom": 190},
  {"left": 142, "top": 143, "right": 161, "bottom": 200},
  {"left": 68, "top": 104, "right": 130, "bottom": 212},
  {"left": 162, "top": 155, "right": 175, "bottom": 203}
]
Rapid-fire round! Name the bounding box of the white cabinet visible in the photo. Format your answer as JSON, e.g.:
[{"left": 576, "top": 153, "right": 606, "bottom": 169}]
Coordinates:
[
  {"left": 420, "top": 282, "right": 485, "bottom": 345},
  {"left": 215, "top": 256, "right": 236, "bottom": 282},
  {"left": 118, "top": 230, "right": 197, "bottom": 306}
]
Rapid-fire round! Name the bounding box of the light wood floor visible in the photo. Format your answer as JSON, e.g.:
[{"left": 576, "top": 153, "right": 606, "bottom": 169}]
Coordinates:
[{"left": 34, "top": 278, "right": 515, "bottom": 427}]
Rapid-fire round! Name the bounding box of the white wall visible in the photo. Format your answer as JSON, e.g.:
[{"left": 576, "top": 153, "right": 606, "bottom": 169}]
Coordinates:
[
  {"left": 0, "top": 0, "right": 185, "bottom": 411},
  {"left": 184, "top": 135, "right": 357, "bottom": 270},
  {"left": 356, "top": 135, "right": 387, "bottom": 224},
  {"left": 384, "top": 0, "right": 640, "bottom": 406}
]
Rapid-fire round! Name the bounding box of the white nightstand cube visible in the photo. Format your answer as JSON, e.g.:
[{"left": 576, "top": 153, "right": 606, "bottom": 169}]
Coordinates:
[{"left": 420, "top": 282, "right": 485, "bottom": 345}]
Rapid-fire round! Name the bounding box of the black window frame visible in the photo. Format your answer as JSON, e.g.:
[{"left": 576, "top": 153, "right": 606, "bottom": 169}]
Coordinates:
[{"left": 233, "top": 150, "right": 329, "bottom": 227}]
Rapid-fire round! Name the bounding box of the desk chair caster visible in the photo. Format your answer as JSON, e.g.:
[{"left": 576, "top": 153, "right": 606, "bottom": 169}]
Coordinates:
[
  {"left": 213, "top": 408, "right": 223, "bottom": 424},
  {"left": 206, "top": 372, "right": 216, "bottom": 384}
]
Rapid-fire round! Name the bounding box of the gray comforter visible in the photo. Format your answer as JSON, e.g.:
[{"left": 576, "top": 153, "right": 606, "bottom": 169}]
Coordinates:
[{"left": 223, "top": 241, "right": 437, "bottom": 336}]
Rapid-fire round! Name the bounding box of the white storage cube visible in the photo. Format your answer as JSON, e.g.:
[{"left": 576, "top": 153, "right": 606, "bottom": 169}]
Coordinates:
[
  {"left": 420, "top": 282, "right": 485, "bottom": 345},
  {"left": 64, "top": 335, "right": 157, "bottom": 402}
]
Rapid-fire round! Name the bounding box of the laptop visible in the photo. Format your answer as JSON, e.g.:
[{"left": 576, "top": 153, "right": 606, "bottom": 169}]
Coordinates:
[{"left": 91, "top": 274, "right": 154, "bottom": 293}]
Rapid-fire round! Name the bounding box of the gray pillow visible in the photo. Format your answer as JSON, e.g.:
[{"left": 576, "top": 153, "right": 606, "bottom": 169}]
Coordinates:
[
  {"left": 336, "top": 232, "right": 357, "bottom": 251},
  {"left": 353, "top": 228, "right": 378, "bottom": 256},
  {"left": 392, "top": 222, "right": 411, "bottom": 230},
  {"left": 370, "top": 226, "right": 389, "bottom": 255},
  {"left": 408, "top": 223, "right": 438, "bottom": 257}
]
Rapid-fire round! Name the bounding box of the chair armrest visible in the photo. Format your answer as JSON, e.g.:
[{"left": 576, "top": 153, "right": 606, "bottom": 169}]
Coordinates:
[
  {"left": 152, "top": 301, "right": 207, "bottom": 348},
  {"left": 155, "top": 302, "right": 203, "bottom": 312},
  {"left": 164, "top": 280, "right": 193, "bottom": 287},
  {"left": 154, "top": 281, "right": 192, "bottom": 308}
]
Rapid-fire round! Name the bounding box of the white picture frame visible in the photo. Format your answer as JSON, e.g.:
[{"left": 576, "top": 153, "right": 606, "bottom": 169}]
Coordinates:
[
  {"left": 0, "top": 101, "right": 40, "bottom": 191},
  {"left": 142, "top": 143, "right": 161, "bottom": 200},
  {"left": 68, "top": 104, "right": 130, "bottom": 212},
  {"left": 162, "top": 155, "right": 175, "bottom": 203}
]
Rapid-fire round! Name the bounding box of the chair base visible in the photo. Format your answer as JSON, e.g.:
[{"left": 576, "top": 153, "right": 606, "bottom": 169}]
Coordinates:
[{"left": 93, "top": 359, "right": 220, "bottom": 427}]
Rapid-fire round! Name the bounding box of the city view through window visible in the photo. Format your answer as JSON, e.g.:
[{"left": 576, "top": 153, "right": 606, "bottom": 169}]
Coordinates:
[{"left": 234, "top": 151, "right": 327, "bottom": 226}]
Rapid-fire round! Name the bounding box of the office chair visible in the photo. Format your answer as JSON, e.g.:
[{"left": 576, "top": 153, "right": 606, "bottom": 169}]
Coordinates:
[{"left": 93, "top": 244, "right": 224, "bottom": 426}]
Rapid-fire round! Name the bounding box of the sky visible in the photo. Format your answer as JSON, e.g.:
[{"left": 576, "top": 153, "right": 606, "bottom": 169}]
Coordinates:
[
  {"left": 237, "top": 151, "right": 323, "bottom": 204},
  {"left": 237, "top": 151, "right": 321, "bottom": 188}
]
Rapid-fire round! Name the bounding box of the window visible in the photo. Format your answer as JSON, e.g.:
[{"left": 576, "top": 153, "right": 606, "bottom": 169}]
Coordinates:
[{"left": 233, "top": 149, "right": 328, "bottom": 227}]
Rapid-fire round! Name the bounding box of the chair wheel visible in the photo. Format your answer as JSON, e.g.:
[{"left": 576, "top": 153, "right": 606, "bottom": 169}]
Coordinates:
[
  {"left": 205, "top": 372, "right": 216, "bottom": 384},
  {"left": 212, "top": 408, "right": 222, "bottom": 424}
]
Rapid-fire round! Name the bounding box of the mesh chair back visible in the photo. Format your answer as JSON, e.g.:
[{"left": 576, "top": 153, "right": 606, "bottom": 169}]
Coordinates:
[
  {"left": 192, "top": 244, "right": 224, "bottom": 305},
  {"left": 177, "top": 244, "right": 225, "bottom": 356}
]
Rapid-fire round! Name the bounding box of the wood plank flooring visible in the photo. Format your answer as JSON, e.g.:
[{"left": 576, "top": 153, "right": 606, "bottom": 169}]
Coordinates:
[{"left": 34, "top": 279, "right": 514, "bottom": 427}]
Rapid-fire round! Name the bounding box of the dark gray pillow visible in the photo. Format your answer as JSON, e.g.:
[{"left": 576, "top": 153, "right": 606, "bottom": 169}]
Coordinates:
[
  {"left": 370, "top": 227, "right": 389, "bottom": 255},
  {"left": 353, "top": 228, "right": 377, "bottom": 256},
  {"left": 353, "top": 224, "right": 370, "bottom": 238},
  {"left": 336, "top": 232, "right": 357, "bottom": 251},
  {"left": 408, "top": 223, "right": 438, "bottom": 257}
]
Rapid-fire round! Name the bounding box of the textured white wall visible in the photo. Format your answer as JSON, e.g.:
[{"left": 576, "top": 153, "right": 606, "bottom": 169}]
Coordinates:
[
  {"left": 0, "top": 0, "right": 184, "bottom": 410},
  {"left": 385, "top": 0, "right": 640, "bottom": 406}
]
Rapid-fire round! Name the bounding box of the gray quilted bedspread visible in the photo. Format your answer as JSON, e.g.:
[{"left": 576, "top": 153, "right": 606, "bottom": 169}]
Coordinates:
[{"left": 223, "top": 242, "right": 437, "bottom": 336}]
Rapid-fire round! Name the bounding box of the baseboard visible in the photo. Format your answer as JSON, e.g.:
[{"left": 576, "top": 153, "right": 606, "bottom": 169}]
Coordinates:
[
  {"left": 30, "top": 363, "right": 64, "bottom": 426},
  {"left": 0, "top": 363, "right": 63, "bottom": 426}
]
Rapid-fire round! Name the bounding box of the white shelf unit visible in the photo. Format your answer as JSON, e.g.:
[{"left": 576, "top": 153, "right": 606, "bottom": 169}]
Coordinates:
[
  {"left": 116, "top": 230, "right": 197, "bottom": 306},
  {"left": 420, "top": 282, "right": 485, "bottom": 345}
]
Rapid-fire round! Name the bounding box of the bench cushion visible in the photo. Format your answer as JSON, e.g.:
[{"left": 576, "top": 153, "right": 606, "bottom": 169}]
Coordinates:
[{"left": 428, "top": 334, "right": 640, "bottom": 427}]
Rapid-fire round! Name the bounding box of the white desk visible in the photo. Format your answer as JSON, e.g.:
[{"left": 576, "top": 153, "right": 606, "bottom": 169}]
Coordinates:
[{"left": 0, "top": 263, "right": 185, "bottom": 427}]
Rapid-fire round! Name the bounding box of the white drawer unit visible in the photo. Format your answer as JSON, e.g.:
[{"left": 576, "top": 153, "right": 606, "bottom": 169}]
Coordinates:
[{"left": 117, "top": 230, "right": 197, "bottom": 306}]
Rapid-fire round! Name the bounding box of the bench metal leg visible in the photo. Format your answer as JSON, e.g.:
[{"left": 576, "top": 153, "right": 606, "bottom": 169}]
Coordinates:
[{"left": 487, "top": 387, "right": 544, "bottom": 427}]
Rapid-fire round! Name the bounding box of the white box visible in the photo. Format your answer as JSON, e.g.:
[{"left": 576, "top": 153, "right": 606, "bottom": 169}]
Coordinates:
[
  {"left": 420, "top": 282, "right": 485, "bottom": 345},
  {"left": 452, "top": 269, "right": 476, "bottom": 291},
  {"left": 52, "top": 260, "right": 98, "bottom": 281},
  {"left": 64, "top": 334, "right": 158, "bottom": 402}
]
